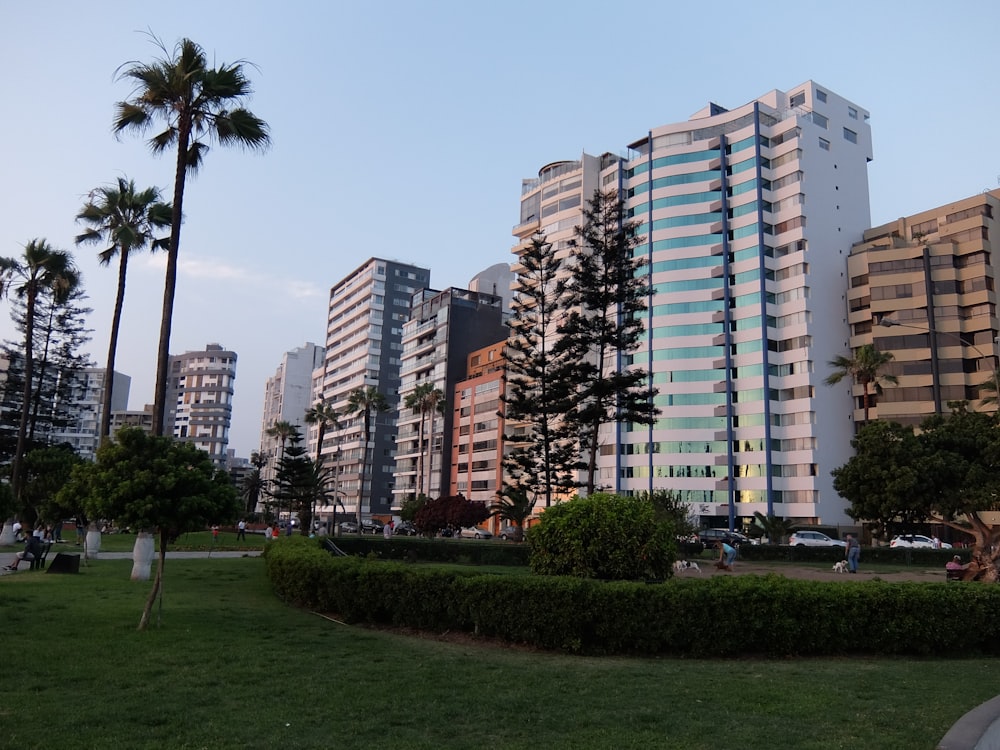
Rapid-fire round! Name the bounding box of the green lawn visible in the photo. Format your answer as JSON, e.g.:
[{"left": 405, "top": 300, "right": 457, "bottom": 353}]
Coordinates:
[{"left": 1, "top": 554, "right": 997, "bottom": 749}]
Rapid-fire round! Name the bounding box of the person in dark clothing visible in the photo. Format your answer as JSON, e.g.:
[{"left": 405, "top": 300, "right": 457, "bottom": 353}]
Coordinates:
[{"left": 4, "top": 534, "right": 42, "bottom": 571}]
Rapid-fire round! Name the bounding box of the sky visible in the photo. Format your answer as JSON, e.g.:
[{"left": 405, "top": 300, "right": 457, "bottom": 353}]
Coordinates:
[{"left": 2, "top": 0, "right": 998, "bottom": 457}]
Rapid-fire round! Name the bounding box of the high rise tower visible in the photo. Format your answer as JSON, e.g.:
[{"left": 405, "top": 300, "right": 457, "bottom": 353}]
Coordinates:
[
  {"left": 514, "top": 82, "right": 872, "bottom": 527},
  {"left": 318, "top": 258, "right": 430, "bottom": 520}
]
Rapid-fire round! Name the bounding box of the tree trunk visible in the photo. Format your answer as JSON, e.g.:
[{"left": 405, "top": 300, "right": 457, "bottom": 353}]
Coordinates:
[
  {"left": 101, "top": 251, "right": 129, "bottom": 442},
  {"left": 138, "top": 529, "right": 168, "bottom": 630},
  {"left": 11, "top": 290, "right": 37, "bottom": 502},
  {"left": 151, "top": 113, "right": 191, "bottom": 437},
  {"left": 85, "top": 523, "right": 102, "bottom": 560},
  {"left": 130, "top": 531, "right": 155, "bottom": 581}
]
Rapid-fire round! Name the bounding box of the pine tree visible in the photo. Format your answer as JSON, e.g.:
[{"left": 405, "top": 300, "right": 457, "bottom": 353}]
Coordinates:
[
  {"left": 502, "top": 232, "right": 578, "bottom": 507},
  {"left": 554, "top": 189, "right": 659, "bottom": 495}
]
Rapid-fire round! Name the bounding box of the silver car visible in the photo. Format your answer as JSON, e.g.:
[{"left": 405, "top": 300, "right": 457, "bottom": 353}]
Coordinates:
[{"left": 789, "top": 530, "right": 847, "bottom": 548}]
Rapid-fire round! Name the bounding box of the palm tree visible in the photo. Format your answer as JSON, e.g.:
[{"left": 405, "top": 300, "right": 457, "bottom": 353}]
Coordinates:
[
  {"left": 978, "top": 368, "right": 1000, "bottom": 412},
  {"left": 75, "top": 177, "right": 171, "bottom": 442},
  {"left": 824, "top": 344, "right": 898, "bottom": 425},
  {"left": 403, "top": 382, "right": 445, "bottom": 498},
  {"left": 241, "top": 451, "right": 268, "bottom": 517},
  {"left": 489, "top": 486, "right": 535, "bottom": 542},
  {"left": 304, "top": 401, "right": 340, "bottom": 468},
  {"left": 113, "top": 35, "right": 270, "bottom": 436},
  {"left": 345, "top": 386, "right": 388, "bottom": 530},
  {"left": 0, "top": 240, "right": 80, "bottom": 502},
  {"left": 265, "top": 420, "right": 295, "bottom": 523}
]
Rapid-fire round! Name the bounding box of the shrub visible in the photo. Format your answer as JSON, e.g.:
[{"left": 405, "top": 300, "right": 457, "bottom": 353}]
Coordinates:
[
  {"left": 266, "top": 546, "right": 1000, "bottom": 657},
  {"left": 528, "top": 493, "right": 676, "bottom": 580}
]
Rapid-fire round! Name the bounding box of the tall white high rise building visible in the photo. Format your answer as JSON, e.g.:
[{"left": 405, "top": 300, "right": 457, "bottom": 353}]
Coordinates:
[
  {"left": 164, "top": 343, "right": 237, "bottom": 467},
  {"left": 259, "top": 342, "right": 325, "bottom": 482},
  {"left": 514, "top": 81, "right": 872, "bottom": 527}
]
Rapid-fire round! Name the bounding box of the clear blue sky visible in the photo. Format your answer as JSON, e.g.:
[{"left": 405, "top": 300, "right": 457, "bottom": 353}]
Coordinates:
[{"left": 2, "top": 0, "right": 998, "bottom": 456}]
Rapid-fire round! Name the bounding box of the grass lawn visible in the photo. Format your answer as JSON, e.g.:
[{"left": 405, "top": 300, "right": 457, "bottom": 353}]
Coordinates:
[{"left": 1, "top": 554, "right": 998, "bottom": 749}]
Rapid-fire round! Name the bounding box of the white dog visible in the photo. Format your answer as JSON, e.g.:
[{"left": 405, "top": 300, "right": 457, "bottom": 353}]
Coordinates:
[
  {"left": 674, "top": 560, "right": 701, "bottom": 573},
  {"left": 832, "top": 560, "right": 848, "bottom": 573}
]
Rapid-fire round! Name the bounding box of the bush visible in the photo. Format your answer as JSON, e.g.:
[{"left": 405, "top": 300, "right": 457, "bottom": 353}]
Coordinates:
[
  {"left": 527, "top": 493, "right": 676, "bottom": 580},
  {"left": 266, "top": 544, "right": 1000, "bottom": 657}
]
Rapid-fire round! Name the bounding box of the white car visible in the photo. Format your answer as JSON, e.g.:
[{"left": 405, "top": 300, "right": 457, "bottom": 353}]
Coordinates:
[
  {"left": 788, "top": 530, "right": 847, "bottom": 548},
  {"left": 890, "top": 534, "right": 952, "bottom": 549},
  {"left": 456, "top": 527, "right": 492, "bottom": 539}
]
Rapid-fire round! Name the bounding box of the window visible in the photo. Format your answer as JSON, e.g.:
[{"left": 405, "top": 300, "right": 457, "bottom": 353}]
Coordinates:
[
  {"left": 843, "top": 128, "right": 858, "bottom": 144},
  {"left": 789, "top": 91, "right": 805, "bottom": 108},
  {"left": 812, "top": 112, "right": 828, "bottom": 129},
  {"left": 819, "top": 138, "right": 830, "bottom": 151},
  {"left": 816, "top": 89, "right": 827, "bottom": 103},
  {"left": 848, "top": 106, "right": 858, "bottom": 120}
]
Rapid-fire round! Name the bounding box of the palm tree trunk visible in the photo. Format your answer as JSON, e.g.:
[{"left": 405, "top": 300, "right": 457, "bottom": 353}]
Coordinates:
[
  {"left": 357, "top": 411, "right": 370, "bottom": 529},
  {"left": 418, "top": 409, "right": 426, "bottom": 497},
  {"left": 152, "top": 113, "right": 192, "bottom": 437},
  {"left": 101, "top": 252, "right": 129, "bottom": 442},
  {"left": 12, "top": 291, "right": 37, "bottom": 502}
]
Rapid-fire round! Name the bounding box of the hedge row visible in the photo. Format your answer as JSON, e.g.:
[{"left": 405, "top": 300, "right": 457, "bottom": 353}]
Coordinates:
[
  {"left": 321, "top": 535, "right": 530, "bottom": 566},
  {"left": 265, "top": 537, "right": 1000, "bottom": 657}
]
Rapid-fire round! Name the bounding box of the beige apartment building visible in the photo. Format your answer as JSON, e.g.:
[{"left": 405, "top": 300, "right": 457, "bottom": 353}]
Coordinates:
[
  {"left": 845, "top": 188, "right": 1000, "bottom": 426},
  {"left": 449, "top": 341, "right": 506, "bottom": 507}
]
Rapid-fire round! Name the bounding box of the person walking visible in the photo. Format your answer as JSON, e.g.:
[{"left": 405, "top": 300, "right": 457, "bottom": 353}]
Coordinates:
[
  {"left": 845, "top": 533, "right": 860, "bottom": 574},
  {"left": 236, "top": 519, "right": 247, "bottom": 542}
]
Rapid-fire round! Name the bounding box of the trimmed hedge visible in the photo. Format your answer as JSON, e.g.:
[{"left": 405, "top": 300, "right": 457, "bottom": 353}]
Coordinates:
[
  {"left": 265, "top": 536, "right": 1000, "bottom": 657},
  {"left": 320, "top": 534, "right": 530, "bottom": 566}
]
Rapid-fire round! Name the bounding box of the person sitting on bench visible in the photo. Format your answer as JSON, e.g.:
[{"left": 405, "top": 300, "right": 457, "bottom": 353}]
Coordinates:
[{"left": 4, "top": 533, "right": 41, "bottom": 572}]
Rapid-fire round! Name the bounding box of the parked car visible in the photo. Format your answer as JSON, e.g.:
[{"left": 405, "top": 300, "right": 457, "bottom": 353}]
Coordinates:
[
  {"left": 360, "top": 519, "right": 384, "bottom": 535},
  {"left": 890, "top": 534, "right": 952, "bottom": 549},
  {"left": 499, "top": 525, "right": 521, "bottom": 541},
  {"left": 699, "top": 528, "right": 750, "bottom": 547},
  {"left": 456, "top": 527, "right": 492, "bottom": 539},
  {"left": 338, "top": 521, "right": 359, "bottom": 534},
  {"left": 393, "top": 521, "right": 418, "bottom": 536},
  {"left": 789, "top": 530, "right": 847, "bottom": 548}
]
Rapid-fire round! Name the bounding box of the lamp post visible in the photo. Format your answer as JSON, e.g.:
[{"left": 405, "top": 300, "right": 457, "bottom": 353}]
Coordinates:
[{"left": 877, "top": 316, "right": 997, "bottom": 414}]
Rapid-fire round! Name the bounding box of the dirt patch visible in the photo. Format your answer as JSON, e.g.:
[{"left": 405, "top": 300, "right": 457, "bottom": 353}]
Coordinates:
[{"left": 675, "top": 559, "right": 948, "bottom": 583}]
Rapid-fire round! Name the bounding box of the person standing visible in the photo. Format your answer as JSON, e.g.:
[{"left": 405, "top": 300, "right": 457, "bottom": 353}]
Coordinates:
[
  {"left": 845, "top": 534, "right": 860, "bottom": 574},
  {"left": 236, "top": 519, "right": 247, "bottom": 541}
]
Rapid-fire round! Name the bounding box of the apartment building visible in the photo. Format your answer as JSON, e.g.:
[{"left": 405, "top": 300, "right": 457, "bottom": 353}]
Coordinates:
[
  {"left": 513, "top": 81, "right": 873, "bottom": 527},
  {"left": 317, "top": 258, "right": 430, "bottom": 519},
  {"left": 259, "top": 342, "right": 325, "bottom": 482},
  {"left": 393, "top": 287, "right": 507, "bottom": 506},
  {"left": 846, "top": 188, "right": 1000, "bottom": 425},
  {"left": 51, "top": 367, "right": 130, "bottom": 460},
  {"left": 450, "top": 341, "right": 506, "bottom": 505},
  {"left": 164, "top": 343, "right": 237, "bottom": 467}
]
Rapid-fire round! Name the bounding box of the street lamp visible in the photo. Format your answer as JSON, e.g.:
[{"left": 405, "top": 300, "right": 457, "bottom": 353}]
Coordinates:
[{"left": 877, "top": 315, "right": 997, "bottom": 414}]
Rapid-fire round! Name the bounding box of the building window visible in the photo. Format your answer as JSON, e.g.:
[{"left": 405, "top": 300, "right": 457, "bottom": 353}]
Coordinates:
[
  {"left": 819, "top": 138, "right": 830, "bottom": 151},
  {"left": 843, "top": 128, "right": 858, "bottom": 144},
  {"left": 848, "top": 106, "right": 858, "bottom": 120},
  {"left": 812, "top": 112, "right": 828, "bottom": 129},
  {"left": 789, "top": 91, "right": 805, "bottom": 108},
  {"left": 816, "top": 89, "right": 827, "bottom": 103}
]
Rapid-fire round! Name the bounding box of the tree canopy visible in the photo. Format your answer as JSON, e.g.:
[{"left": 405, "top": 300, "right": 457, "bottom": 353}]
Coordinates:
[
  {"left": 59, "top": 427, "right": 239, "bottom": 628},
  {"left": 832, "top": 403, "right": 1000, "bottom": 580}
]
